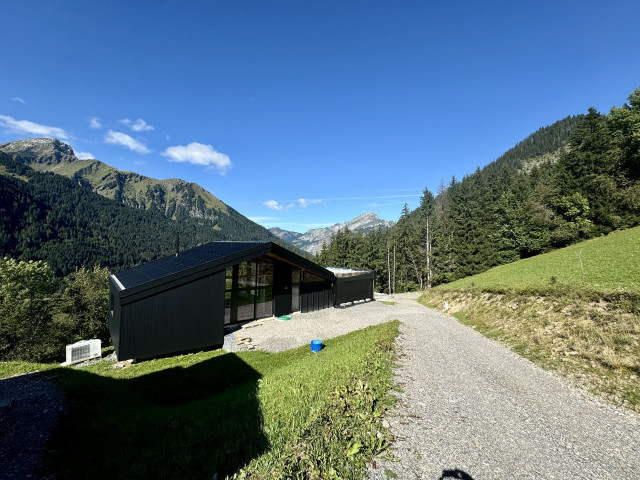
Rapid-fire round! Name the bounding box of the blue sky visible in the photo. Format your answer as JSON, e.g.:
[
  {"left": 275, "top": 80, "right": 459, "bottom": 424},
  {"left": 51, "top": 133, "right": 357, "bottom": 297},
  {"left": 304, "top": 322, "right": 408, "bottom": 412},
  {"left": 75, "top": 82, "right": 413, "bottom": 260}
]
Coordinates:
[{"left": 1, "top": 1, "right": 639, "bottom": 233}]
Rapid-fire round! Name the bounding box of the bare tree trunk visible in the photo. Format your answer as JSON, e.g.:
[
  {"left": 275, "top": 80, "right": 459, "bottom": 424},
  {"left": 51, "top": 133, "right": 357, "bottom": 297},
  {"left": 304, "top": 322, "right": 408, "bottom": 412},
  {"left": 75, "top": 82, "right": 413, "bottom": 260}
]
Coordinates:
[
  {"left": 393, "top": 244, "right": 396, "bottom": 295},
  {"left": 407, "top": 248, "right": 423, "bottom": 290},
  {"left": 387, "top": 244, "right": 391, "bottom": 295},
  {"left": 426, "top": 216, "right": 432, "bottom": 288}
]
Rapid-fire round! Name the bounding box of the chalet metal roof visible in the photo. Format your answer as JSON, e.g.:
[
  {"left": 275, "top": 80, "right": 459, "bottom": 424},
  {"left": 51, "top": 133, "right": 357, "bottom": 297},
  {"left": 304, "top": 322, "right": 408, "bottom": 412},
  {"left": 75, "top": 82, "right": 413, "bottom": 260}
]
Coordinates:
[{"left": 111, "top": 241, "right": 335, "bottom": 300}]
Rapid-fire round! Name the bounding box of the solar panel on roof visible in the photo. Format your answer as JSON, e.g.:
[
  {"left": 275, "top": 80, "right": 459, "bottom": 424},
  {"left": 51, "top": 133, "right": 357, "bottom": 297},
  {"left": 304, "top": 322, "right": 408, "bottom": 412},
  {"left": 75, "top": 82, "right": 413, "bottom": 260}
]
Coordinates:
[{"left": 113, "top": 241, "right": 269, "bottom": 290}]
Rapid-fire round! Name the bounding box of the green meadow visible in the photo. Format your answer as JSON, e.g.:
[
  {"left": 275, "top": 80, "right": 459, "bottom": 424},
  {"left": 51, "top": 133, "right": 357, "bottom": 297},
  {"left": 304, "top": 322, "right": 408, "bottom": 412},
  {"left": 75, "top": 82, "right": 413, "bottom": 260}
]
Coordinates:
[
  {"left": 2, "top": 321, "right": 399, "bottom": 480},
  {"left": 437, "top": 226, "right": 640, "bottom": 293}
]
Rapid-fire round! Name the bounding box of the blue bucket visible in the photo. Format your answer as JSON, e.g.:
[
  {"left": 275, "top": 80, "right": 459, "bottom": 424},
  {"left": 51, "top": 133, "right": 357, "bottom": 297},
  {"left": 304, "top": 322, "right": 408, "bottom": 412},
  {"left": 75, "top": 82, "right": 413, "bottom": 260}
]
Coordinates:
[{"left": 310, "top": 340, "right": 323, "bottom": 353}]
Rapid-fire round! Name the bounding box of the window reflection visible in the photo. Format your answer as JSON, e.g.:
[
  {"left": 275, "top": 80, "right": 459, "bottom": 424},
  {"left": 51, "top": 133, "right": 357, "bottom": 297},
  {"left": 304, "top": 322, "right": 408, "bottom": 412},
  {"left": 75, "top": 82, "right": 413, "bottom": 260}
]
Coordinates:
[
  {"left": 256, "top": 286, "right": 273, "bottom": 318},
  {"left": 291, "top": 268, "right": 301, "bottom": 312},
  {"left": 224, "top": 291, "right": 232, "bottom": 325},
  {"left": 238, "top": 261, "right": 257, "bottom": 288},
  {"left": 237, "top": 288, "right": 256, "bottom": 321},
  {"left": 303, "top": 271, "right": 326, "bottom": 283},
  {"left": 257, "top": 257, "right": 273, "bottom": 286},
  {"left": 224, "top": 256, "right": 281, "bottom": 323}
]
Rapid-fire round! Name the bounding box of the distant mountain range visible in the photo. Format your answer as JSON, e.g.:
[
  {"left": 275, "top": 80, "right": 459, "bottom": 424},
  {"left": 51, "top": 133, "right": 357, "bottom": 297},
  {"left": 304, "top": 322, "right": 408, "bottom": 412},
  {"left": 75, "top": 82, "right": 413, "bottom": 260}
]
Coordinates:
[
  {"left": 270, "top": 212, "right": 394, "bottom": 255},
  {"left": 0, "top": 138, "right": 276, "bottom": 237},
  {"left": 0, "top": 138, "right": 393, "bottom": 268},
  {"left": 0, "top": 138, "right": 281, "bottom": 273}
]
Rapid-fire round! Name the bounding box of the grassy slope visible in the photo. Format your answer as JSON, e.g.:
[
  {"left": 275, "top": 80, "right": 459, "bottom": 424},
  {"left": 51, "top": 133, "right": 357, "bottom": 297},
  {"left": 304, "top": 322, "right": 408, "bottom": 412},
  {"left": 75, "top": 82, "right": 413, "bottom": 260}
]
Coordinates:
[
  {"left": 28, "top": 160, "right": 230, "bottom": 214},
  {"left": 2, "top": 321, "right": 399, "bottom": 480},
  {"left": 438, "top": 226, "right": 640, "bottom": 292},
  {"left": 421, "top": 227, "right": 640, "bottom": 412}
]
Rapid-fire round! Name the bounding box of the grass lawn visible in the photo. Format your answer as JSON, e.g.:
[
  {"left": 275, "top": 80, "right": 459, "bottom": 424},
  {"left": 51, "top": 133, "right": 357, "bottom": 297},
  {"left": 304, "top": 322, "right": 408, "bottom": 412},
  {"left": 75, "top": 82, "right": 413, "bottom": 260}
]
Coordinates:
[
  {"left": 2, "top": 321, "right": 399, "bottom": 480},
  {"left": 437, "top": 226, "right": 640, "bottom": 293}
]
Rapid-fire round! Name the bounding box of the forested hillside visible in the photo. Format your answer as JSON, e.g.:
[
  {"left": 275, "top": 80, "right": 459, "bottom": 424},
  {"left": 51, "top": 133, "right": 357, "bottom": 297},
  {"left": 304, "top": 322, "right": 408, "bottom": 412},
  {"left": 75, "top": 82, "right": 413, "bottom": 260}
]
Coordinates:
[
  {"left": 0, "top": 153, "right": 274, "bottom": 275},
  {"left": 0, "top": 138, "right": 267, "bottom": 232},
  {"left": 317, "top": 87, "right": 640, "bottom": 292}
]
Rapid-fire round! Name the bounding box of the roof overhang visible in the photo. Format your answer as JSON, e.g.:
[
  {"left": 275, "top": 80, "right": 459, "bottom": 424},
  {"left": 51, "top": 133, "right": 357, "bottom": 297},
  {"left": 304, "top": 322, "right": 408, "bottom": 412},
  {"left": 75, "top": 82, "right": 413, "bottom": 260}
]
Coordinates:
[{"left": 110, "top": 241, "right": 335, "bottom": 305}]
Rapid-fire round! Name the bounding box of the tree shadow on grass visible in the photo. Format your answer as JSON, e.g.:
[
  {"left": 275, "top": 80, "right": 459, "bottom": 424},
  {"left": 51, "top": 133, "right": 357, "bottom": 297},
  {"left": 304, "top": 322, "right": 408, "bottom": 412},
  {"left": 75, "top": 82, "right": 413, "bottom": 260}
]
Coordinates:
[{"left": 43, "top": 353, "right": 266, "bottom": 480}]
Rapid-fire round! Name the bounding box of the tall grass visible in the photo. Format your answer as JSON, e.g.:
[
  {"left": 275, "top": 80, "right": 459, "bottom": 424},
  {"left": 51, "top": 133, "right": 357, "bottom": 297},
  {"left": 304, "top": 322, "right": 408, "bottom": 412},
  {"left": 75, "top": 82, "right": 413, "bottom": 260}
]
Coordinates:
[
  {"left": 421, "top": 227, "right": 640, "bottom": 412},
  {"left": 421, "top": 288, "right": 639, "bottom": 412}
]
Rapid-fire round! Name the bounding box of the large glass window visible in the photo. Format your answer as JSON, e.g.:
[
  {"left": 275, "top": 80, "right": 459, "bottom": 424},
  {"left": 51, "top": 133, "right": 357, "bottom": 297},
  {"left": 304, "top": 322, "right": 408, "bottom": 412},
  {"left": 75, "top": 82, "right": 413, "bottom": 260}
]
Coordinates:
[
  {"left": 257, "top": 257, "right": 273, "bottom": 287},
  {"left": 255, "top": 286, "right": 273, "bottom": 318},
  {"left": 225, "top": 256, "right": 275, "bottom": 323},
  {"left": 225, "top": 267, "right": 233, "bottom": 290},
  {"left": 237, "top": 288, "right": 256, "bottom": 321},
  {"left": 225, "top": 267, "right": 234, "bottom": 324},
  {"left": 238, "top": 261, "right": 257, "bottom": 288},
  {"left": 291, "top": 268, "right": 301, "bottom": 312},
  {"left": 303, "top": 271, "right": 326, "bottom": 283},
  {"left": 224, "top": 291, "right": 232, "bottom": 325}
]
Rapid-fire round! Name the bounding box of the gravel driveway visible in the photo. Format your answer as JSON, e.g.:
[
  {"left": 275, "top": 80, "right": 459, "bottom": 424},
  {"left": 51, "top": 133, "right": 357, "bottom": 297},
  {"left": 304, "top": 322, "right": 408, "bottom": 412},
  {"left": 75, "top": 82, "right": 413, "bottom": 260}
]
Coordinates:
[
  {"left": 226, "top": 293, "right": 640, "bottom": 478},
  {"left": 366, "top": 294, "right": 640, "bottom": 480}
]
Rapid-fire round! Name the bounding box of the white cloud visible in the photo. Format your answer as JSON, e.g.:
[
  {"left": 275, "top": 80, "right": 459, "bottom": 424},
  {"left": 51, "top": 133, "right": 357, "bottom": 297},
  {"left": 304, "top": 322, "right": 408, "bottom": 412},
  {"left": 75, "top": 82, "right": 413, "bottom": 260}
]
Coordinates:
[
  {"left": 104, "top": 130, "right": 150, "bottom": 154},
  {"left": 298, "top": 198, "right": 322, "bottom": 207},
  {"left": 0, "top": 114, "right": 69, "bottom": 139},
  {"left": 119, "top": 118, "right": 154, "bottom": 132},
  {"left": 89, "top": 117, "right": 102, "bottom": 129},
  {"left": 263, "top": 200, "right": 294, "bottom": 211},
  {"left": 131, "top": 119, "right": 154, "bottom": 132},
  {"left": 259, "top": 194, "right": 419, "bottom": 210},
  {"left": 75, "top": 151, "right": 95, "bottom": 159},
  {"left": 264, "top": 201, "right": 281, "bottom": 210},
  {"left": 162, "top": 142, "right": 231, "bottom": 173},
  {"left": 11, "top": 97, "right": 25, "bottom": 104},
  {"left": 261, "top": 222, "right": 332, "bottom": 228}
]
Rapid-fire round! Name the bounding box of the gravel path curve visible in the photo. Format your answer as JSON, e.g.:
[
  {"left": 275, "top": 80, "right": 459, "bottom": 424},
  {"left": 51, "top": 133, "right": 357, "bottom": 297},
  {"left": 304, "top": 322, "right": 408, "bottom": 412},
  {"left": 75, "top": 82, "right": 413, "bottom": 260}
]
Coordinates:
[{"left": 368, "top": 294, "right": 640, "bottom": 480}]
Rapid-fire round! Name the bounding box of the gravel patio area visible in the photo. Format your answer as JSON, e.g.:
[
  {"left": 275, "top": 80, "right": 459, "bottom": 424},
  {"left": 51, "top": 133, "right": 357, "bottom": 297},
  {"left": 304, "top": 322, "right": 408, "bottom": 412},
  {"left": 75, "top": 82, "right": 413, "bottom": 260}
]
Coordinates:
[{"left": 223, "top": 293, "right": 418, "bottom": 353}]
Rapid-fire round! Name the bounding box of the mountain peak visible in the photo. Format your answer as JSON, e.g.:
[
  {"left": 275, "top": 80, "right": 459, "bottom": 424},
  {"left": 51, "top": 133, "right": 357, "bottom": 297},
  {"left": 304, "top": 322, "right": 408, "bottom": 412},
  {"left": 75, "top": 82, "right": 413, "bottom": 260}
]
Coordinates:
[
  {"left": 344, "top": 212, "right": 392, "bottom": 232},
  {"left": 0, "top": 137, "right": 76, "bottom": 164},
  {"left": 270, "top": 212, "right": 394, "bottom": 255},
  {"left": 352, "top": 212, "right": 380, "bottom": 222}
]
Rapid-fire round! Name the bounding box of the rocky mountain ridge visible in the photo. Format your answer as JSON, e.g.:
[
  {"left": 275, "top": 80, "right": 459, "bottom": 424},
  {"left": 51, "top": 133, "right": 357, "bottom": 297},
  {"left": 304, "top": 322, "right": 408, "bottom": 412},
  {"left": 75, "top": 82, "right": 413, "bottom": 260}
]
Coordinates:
[
  {"left": 270, "top": 212, "right": 394, "bottom": 255},
  {"left": 1, "top": 138, "right": 230, "bottom": 222},
  {"left": 0, "top": 137, "right": 276, "bottom": 240}
]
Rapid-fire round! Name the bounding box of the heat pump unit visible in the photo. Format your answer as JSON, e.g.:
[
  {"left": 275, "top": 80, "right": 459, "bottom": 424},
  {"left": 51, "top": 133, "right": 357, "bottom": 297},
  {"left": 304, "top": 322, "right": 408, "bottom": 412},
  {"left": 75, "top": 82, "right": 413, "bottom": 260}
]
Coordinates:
[{"left": 64, "top": 339, "right": 102, "bottom": 365}]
